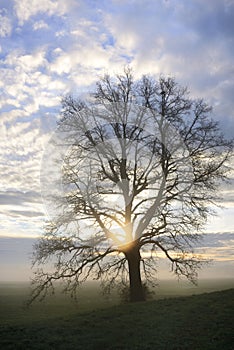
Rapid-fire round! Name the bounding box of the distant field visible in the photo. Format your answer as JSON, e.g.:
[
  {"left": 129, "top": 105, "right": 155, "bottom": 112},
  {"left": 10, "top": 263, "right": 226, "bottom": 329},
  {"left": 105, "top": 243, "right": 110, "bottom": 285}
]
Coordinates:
[
  {"left": 0, "top": 283, "right": 233, "bottom": 349},
  {"left": 0, "top": 278, "right": 234, "bottom": 325}
]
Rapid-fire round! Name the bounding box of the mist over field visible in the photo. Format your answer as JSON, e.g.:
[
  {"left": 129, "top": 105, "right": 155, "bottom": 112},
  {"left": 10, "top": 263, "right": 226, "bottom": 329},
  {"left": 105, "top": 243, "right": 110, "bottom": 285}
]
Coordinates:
[{"left": 0, "top": 235, "right": 233, "bottom": 282}]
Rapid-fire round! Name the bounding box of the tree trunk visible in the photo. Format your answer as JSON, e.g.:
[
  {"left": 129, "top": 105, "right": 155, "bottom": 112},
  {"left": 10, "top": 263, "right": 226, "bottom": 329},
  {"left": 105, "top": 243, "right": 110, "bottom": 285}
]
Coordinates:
[{"left": 125, "top": 245, "right": 145, "bottom": 302}]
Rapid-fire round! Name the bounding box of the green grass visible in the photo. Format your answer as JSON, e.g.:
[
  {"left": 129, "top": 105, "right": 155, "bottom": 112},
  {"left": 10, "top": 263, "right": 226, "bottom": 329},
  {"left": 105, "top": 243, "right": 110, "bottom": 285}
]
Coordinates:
[{"left": 0, "top": 281, "right": 233, "bottom": 349}]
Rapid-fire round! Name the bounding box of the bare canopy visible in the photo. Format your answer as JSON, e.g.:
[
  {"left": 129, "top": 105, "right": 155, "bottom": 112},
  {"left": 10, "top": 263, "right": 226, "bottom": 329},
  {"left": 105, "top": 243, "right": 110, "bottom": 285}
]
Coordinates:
[{"left": 31, "top": 69, "right": 233, "bottom": 302}]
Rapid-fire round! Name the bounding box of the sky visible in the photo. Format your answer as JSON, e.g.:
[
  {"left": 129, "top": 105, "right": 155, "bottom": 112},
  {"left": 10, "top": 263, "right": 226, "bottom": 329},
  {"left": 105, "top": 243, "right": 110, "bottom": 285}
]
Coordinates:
[{"left": 0, "top": 0, "right": 234, "bottom": 281}]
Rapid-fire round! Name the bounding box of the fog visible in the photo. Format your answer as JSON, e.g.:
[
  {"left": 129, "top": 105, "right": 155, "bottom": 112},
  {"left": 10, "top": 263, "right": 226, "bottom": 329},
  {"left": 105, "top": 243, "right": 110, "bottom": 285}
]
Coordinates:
[{"left": 0, "top": 236, "right": 233, "bottom": 282}]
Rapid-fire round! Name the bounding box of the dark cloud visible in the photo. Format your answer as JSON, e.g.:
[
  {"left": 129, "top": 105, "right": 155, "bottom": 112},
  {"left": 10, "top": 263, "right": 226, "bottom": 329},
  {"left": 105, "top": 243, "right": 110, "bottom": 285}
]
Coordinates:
[
  {"left": 180, "top": 0, "right": 234, "bottom": 41},
  {"left": 2, "top": 210, "right": 44, "bottom": 218},
  {"left": 197, "top": 232, "right": 234, "bottom": 248},
  {"left": 0, "top": 190, "right": 42, "bottom": 206}
]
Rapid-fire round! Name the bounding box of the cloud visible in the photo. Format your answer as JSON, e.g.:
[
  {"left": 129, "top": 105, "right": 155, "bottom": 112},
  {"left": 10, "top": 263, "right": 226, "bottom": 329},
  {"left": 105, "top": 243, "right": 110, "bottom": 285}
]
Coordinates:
[
  {"left": 0, "top": 190, "right": 41, "bottom": 206},
  {"left": 13, "top": 0, "right": 73, "bottom": 25},
  {"left": 0, "top": 10, "right": 12, "bottom": 37},
  {"left": 49, "top": 50, "right": 72, "bottom": 75},
  {"left": 194, "top": 232, "right": 234, "bottom": 264},
  {"left": 101, "top": 0, "right": 234, "bottom": 140},
  {"left": 0, "top": 115, "right": 51, "bottom": 207},
  {"left": 178, "top": 0, "right": 234, "bottom": 41},
  {"left": 0, "top": 190, "right": 44, "bottom": 236},
  {"left": 33, "top": 20, "right": 49, "bottom": 31},
  {"left": 4, "top": 49, "right": 47, "bottom": 72},
  {"left": 2, "top": 210, "right": 44, "bottom": 218},
  {"left": 0, "top": 0, "right": 233, "bottom": 249},
  {"left": 198, "top": 232, "right": 234, "bottom": 248}
]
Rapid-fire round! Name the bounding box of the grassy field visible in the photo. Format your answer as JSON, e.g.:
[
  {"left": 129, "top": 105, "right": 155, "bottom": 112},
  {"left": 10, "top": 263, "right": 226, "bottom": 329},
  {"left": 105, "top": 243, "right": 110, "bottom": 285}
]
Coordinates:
[{"left": 0, "top": 280, "right": 233, "bottom": 349}]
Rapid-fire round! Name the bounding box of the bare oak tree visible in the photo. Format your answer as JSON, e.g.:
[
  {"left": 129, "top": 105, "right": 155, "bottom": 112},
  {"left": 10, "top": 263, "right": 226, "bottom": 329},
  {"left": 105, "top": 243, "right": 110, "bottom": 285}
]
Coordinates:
[{"left": 31, "top": 69, "right": 233, "bottom": 302}]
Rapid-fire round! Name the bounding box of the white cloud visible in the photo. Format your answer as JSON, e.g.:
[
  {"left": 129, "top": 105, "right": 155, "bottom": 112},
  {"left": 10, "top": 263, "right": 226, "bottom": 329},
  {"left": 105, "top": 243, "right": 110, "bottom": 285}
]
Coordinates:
[
  {"left": 48, "top": 24, "right": 129, "bottom": 84},
  {"left": 33, "top": 20, "right": 49, "bottom": 31},
  {"left": 104, "top": 14, "right": 138, "bottom": 52},
  {"left": 13, "top": 0, "right": 73, "bottom": 25},
  {"left": 55, "top": 30, "right": 67, "bottom": 37},
  {"left": 10, "top": 50, "right": 46, "bottom": 72},
  {"left": 0, "top": 48, "right": 68, "bottom": 119},
  {"left": 0, "top": 109, "right": 55, "bottom": 205},
  {"left": 0, "top": 11, "right": 12, "bottom": 37},
  {"left": 49, "top": 50, "right": 72, "bottom": 75}
]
